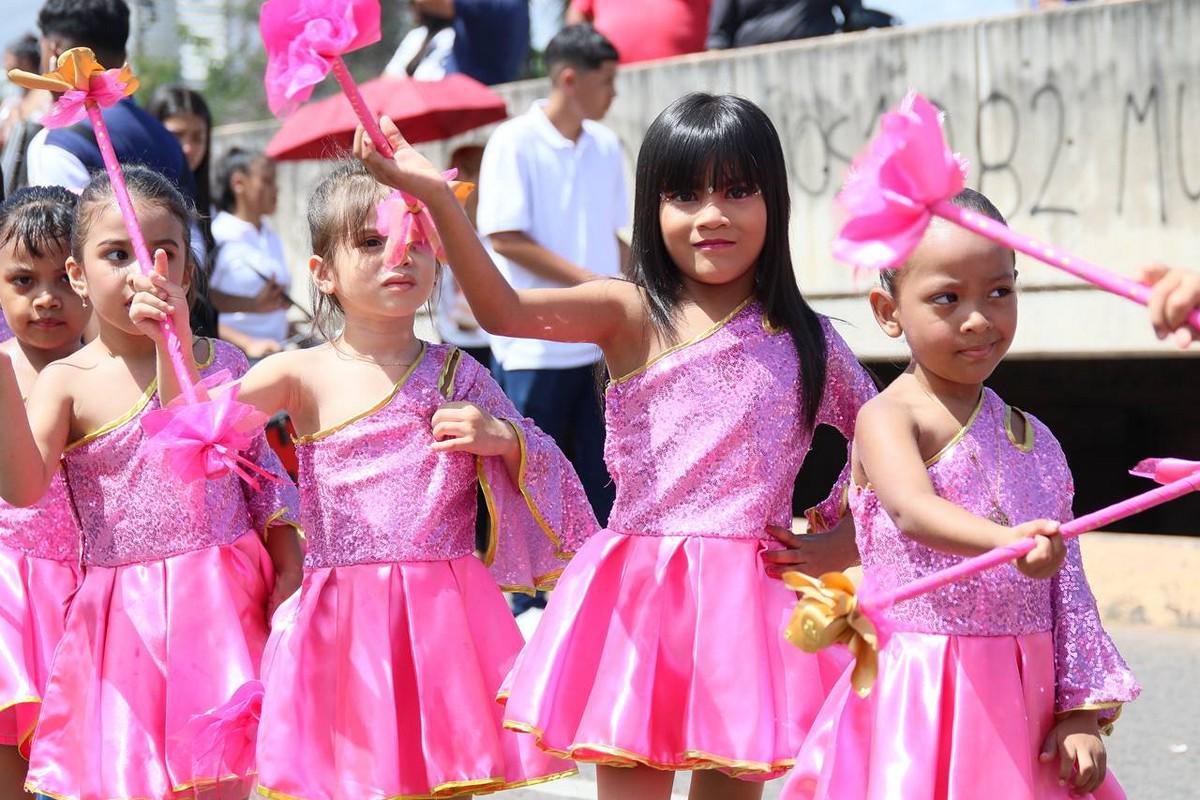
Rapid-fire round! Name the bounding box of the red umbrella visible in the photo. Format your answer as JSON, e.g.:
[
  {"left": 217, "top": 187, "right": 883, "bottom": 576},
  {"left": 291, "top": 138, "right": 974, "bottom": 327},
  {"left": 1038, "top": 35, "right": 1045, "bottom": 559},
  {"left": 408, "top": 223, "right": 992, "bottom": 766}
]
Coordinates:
[{"left": 265, "top": 73, "right": 507, "bottom": 161}]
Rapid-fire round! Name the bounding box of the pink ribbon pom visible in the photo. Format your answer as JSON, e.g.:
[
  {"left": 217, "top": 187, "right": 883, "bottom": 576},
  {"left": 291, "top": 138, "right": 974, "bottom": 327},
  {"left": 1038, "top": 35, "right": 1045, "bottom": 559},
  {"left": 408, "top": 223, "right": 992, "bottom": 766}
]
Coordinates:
[
  {"left": 833, "top": 91, "right": 966, "bottom": 271},
  {"left": 833, "top": 91, "right": 1200, "bottom": 330},
  {"left": 260, "top": 0, "right": 381, "bottom": 116},
  {"left": 141, "top": 371, "right": 280, "bottom": 488},
  {"left": 181, "top": 680, "right": 265, "bottom": 782},
  {"left": 376, "top": 168, "right": 458, "bottom": 266}
]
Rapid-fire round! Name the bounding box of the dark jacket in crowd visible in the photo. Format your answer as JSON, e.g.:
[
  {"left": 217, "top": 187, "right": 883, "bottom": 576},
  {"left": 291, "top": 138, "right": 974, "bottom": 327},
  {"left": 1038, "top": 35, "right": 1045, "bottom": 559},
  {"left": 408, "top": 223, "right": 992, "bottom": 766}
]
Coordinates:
[
  {"left": 45, "top": 98, "right": 197, "bottom": 204},
  {"left": 708, "top": 0, "right": 864, "bottom": 49},
  {"left": 453, "top": 0, "right": 530, "bottom": 84}
]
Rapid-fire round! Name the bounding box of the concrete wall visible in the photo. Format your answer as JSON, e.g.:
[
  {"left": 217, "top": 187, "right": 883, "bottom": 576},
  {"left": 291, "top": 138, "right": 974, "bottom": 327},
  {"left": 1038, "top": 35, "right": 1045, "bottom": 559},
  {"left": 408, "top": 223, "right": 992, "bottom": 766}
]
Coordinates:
[{"left": 213, "top": 0, "right": 1200, "bottom": 359}]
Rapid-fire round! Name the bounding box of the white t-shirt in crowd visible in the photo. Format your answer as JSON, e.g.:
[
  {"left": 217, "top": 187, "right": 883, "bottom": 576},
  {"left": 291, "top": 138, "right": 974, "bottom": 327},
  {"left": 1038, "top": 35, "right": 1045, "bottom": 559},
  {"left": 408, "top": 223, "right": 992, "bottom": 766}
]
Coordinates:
[
  {"left": 437, "top": 229, "right": 490, "bottom": 349},
  {"left": 475, "top": 101, "right": 629, "bottom": 372},
  {"left": 383, "top": 25, "right": 457, "bottom": 80},
  {"left": 436, "top": 271, "right": 490, "bottom": 349},
  {"left": 210, "top": 211, "right": 291, "bottom": 342}
]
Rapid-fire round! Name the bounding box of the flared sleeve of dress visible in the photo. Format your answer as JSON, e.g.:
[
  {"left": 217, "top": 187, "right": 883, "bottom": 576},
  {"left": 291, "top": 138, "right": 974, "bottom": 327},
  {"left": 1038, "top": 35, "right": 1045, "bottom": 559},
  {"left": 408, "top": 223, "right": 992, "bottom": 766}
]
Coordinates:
[{"left": 448, "top": 350, "right": 599, "bottom": 594}]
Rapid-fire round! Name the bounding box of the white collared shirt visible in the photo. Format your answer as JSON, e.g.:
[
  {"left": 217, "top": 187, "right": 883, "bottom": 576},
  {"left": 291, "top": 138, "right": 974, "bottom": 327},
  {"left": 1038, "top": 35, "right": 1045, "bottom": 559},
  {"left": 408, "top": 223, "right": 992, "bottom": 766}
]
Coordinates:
[
  {"left": 476, "top": 100, "right": 629, "bottom": 371},
  {"left": 210, "top": 211, "right": 291, "bottom": 342}
]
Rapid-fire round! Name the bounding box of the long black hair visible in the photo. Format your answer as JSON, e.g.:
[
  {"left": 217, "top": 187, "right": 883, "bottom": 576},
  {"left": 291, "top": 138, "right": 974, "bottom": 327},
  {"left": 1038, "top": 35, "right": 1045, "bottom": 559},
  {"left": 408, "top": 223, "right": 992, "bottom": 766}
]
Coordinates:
[
  {"left": 629, "top": 93, "right": 827, "bottom": 428},
  {"left": 146, "top": 85, "right": 214, "bottom": 256}
]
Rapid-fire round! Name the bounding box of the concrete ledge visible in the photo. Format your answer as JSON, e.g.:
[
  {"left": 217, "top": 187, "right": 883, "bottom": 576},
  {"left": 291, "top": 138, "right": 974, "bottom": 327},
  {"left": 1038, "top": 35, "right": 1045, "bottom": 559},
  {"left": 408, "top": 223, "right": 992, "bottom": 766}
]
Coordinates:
[{"left": 1080, "top": 533, "right": 1200, "bottom": 629}]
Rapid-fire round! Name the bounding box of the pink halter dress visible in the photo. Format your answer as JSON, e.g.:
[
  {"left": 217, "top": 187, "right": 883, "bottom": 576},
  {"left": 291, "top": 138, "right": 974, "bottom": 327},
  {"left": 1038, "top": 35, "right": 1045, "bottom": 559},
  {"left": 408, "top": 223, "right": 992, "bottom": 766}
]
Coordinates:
[
  {"left": 253, "top": 344, "right": 596, "bottom": 799},
  {"left": 500, "top": 300, "right": 878, "bottom": 779},
  {"left": 25, "top": 339, "right": 300, "bottom": 800},
  {"left": 784, "top": 388, "right": 1139, "bottom": 800}
]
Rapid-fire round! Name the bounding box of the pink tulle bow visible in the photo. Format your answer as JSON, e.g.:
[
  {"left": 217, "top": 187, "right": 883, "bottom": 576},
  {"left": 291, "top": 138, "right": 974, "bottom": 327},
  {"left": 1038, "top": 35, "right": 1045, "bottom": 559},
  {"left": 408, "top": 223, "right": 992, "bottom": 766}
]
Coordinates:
[
  {"left": 141, "top": 371, "right": 279, "bottom": 488},
  {"left": 181, "top": 680, "right": 264, "bottom": 782},
  {"left": 833, "top": 91, "right": 967, "bottom": 271},
  {"left": 260, "top": 0, "right": 381, "bottom": 116},
  {"left": 376, "top": 168, "right": 457, "bottom": 265},
  {"left": 40, "top": 70, "right": 132, "bottom": 127}
]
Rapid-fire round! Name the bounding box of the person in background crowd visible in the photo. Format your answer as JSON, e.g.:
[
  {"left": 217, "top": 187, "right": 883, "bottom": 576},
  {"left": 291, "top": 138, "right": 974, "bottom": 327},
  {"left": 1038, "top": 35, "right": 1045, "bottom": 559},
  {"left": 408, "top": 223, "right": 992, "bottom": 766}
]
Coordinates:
[
  {"left": 436, "top": 144, "right": 490, "bottom": 365},
  {"left": 568, "top": 0, "right": 711, "bottom": 64},
  {"left": 146, "top": 86, "right": 216, "bottom": 260},
  {"left": 476, "top": 24, "right": 627, "bottom": 614},
  {"left": 147, "top": 85, "right": 220, "bottom": 339},
  {"left": 0, "top": 34, "right": 51, "bottom": 198},
  {"left": 383, "top": 4, "right": 457, "bottom": 79},
  {"left": 398, "top": 0, "right": 530, "bottom": 85},
  {"left": 0, "top": 34, "right": 49, "bottom": 152},
  {"left": 147, "top": 86, "right": 287, "bottom": 344},
  {"left": 26, "top": 0, "right": 196, "bottom": 202},
  {"left": 708, "top": 0, "right": 895, "bottom": 49},
  {"left": 210, "top": 147, "right": 292, "bottom": 359}
]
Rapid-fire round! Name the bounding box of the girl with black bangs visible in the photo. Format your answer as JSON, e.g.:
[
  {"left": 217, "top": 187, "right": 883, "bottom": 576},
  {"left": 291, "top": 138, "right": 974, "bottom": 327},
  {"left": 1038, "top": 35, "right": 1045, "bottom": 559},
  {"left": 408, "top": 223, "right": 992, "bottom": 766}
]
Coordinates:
[{"left": 358, "top": 92, "right": 877, "bottom": 800}]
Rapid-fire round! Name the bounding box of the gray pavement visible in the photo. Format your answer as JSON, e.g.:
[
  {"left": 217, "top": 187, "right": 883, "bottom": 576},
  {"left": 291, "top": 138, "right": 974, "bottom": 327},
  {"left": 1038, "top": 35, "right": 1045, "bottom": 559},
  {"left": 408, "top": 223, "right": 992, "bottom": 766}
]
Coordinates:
[{"left": 505, "top": 623, "right": 1200, "bottom": 800}]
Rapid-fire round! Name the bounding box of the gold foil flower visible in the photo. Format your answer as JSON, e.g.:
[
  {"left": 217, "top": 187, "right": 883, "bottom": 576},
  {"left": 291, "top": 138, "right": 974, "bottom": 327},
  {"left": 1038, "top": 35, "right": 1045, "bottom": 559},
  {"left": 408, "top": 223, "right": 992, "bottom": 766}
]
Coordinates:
[
  {"left": 783, "top": 571, "right": 879, "bottom": 697},
  {"left": 7, "top": 47, "right": 138, "bottom": 97}
]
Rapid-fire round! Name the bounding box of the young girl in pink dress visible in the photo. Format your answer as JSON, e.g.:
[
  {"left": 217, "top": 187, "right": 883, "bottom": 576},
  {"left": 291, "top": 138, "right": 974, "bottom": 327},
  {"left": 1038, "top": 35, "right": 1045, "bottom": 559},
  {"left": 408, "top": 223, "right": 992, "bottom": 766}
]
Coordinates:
[
  {"left": 356, "top": 93, "right": 877, "bottom": 800},
  {"left": 0, "top": 166, "right": 303, "bottom": 800},
  {"left": 132, "top": 161, "right": 594, "bottom": 799},
  {"left": 0, "top": 187, "right": 87, "bottom": 794},
  {"left": 784, "top": 188, "right": 1139, "bottom": 800}
]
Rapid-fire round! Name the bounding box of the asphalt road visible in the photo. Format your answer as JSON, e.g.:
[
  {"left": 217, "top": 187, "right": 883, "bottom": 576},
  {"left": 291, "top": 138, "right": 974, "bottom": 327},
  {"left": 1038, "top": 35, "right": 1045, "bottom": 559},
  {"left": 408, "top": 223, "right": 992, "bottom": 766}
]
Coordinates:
[{"left": 505, "top": 623, "right": 1200, "bottom": 800}]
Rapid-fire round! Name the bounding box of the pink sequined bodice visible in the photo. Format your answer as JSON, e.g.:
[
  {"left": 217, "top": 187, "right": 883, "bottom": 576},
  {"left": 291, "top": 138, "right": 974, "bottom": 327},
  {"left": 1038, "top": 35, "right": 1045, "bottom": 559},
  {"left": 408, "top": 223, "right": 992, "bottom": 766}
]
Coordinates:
[
  {"left": 603, "top": 301, "right": 875, "bottom": 539},
  {"left": 0, "top": 472, "right": 79, "bottom": 562},
  {"left": 295, "top": 343, "right": 595, "bottom": 582},
  {"left": 854, "top": 387, "right": 1140, "bottom": 711},
  {"left": 856, "top": 389, "right": 1070, "bottom": 635},
  {"left": 61, "top": 340, "right": 295, "bottom": 567},
  {"left": 296, "top": 345, "right": 478, "bottom": 569}
]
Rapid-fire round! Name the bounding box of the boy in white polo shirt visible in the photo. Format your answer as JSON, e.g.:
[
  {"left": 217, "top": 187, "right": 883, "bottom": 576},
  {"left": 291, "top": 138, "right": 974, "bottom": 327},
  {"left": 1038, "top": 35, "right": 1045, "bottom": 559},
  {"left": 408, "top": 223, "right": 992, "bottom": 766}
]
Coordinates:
[{"left": 476, "top": 24, "right": 627, "bottom": 614}]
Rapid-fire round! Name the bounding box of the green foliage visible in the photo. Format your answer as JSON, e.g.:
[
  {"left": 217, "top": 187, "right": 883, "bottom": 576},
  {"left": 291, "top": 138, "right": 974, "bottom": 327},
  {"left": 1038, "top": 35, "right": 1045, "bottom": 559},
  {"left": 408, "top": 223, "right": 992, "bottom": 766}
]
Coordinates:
[
  {"left": 158, "top": 0, "right": 411, "bottom": 126},
  {"left": 131, "top": 54, "right": 183, "bottom": 105}
]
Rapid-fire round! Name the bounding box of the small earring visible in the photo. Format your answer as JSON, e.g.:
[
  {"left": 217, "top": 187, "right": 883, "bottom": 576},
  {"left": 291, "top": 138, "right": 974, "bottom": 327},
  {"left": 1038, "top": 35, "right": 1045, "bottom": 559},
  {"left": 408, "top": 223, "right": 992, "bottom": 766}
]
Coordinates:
[{"left": 80, "top": 296, "right": 89, "bottom": 309}]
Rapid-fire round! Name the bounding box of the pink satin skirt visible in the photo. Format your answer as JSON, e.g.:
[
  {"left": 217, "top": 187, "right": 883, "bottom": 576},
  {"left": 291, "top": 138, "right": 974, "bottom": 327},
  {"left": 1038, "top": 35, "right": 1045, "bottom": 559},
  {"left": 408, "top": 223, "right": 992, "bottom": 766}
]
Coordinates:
[
  {"left": 25, "top": 531, "right": 273, "bottom": 800},
  {"left": 254, "top": 554, "right": 575, "bottom": 799},
  {"left": 499, "top": 529, "right": 851, "bottom": 779},
  {"left": 784, "top": 631, "right": 1125, "bottom": 800},
  {"left": 0, "top": 545, "right": 80, "bottom": 756}
]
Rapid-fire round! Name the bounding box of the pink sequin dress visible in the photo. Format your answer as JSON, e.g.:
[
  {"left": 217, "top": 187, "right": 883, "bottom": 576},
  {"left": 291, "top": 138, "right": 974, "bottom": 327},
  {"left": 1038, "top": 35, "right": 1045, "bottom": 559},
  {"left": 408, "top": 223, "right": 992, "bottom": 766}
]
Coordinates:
[
  {"left": 25, "top": 339, "right": 300, "bottom": 800},
  {"left": 784, "top": 388, "right": 1140, "bottom": 800},
  {"left": 499, "top": 299, "right": 877, "bottom": 779},
  {"left": 0, "top": 474, "right": 81, "bottom": 756},
  {"left": 253, "top": 344, "right": 595, "bottom": 800}
]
